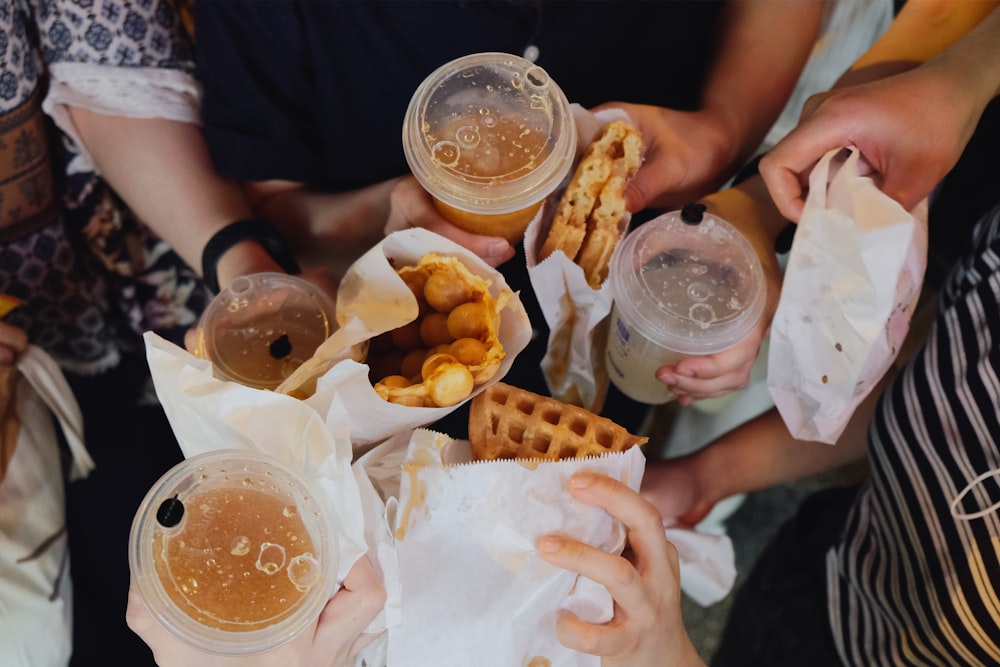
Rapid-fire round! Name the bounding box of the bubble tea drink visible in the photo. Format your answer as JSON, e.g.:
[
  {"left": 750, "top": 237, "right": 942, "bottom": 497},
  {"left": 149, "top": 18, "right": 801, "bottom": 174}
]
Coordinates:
[
  {"left": 606, "top": 204, "right": 765, "bottom": 404},
  {"left": 196, "top": 273, "right": 337, "bottom": 390},
  {"left": 402, "top": 52, "right": 577, "bottom": 243},
  {"left": 129, "top": 450, "right": 339, "bottom": 654}
]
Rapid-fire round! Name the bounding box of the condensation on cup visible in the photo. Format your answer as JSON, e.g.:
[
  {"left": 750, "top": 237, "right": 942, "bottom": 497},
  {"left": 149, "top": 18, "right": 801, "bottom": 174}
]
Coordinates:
[
  {"left": 402, "top": 51, "right": 577, "bottom": 243},
  {"left": 128, "top": 449, "right": 339, "bottom": 655},
  {"left": 605, "top": 205, "right": 765, "bottom": 404}
]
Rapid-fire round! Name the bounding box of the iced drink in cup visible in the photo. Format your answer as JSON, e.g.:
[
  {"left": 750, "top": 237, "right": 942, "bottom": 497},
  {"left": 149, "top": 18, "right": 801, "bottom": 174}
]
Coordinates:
[
  {"left": 402, "top": 52, "right": 577, "bottom": 243},
  {"left": 605, "top": 205, "right": 766, "bottom": 404},
  {"left": 129, "top": 449, "right": 339, "bottom": 655},
  {"left": 196, "top": 273, "right": 337, "bottom": 390}
]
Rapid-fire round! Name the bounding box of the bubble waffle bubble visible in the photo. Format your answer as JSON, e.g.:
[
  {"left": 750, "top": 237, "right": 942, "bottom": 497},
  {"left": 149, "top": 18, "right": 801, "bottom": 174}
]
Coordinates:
[
  {"left": 468, "top": 382, "right": 647, "bottom": 461},
  {"left": 372, "top": 253, "right": 509, "bottom": 407}
]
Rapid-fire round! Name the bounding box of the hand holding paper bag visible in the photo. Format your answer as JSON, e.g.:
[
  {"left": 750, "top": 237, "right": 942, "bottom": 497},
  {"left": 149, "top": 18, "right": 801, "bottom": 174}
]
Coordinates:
[{"left": 767, "top": 147, "right": 928, "bottom": 443}]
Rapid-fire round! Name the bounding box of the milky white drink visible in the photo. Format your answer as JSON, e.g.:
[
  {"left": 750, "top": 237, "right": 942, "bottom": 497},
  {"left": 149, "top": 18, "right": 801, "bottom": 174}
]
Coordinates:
[{"left": 605, "top": 205, "right": 765, "bottom": 404}]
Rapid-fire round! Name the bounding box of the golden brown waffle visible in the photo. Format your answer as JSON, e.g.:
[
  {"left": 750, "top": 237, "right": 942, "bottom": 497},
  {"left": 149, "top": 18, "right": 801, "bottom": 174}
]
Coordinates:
[
  {"left": 468, "top": 382, "right": 647, "bottom": 461},
  {"left": 539, "top": 120, "right": 644, "bottom": 288}
]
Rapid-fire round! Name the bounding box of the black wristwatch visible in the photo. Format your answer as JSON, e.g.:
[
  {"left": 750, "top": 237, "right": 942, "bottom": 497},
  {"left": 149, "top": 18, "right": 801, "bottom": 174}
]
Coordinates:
[{"left": 200, "top": 218, "right": 301, "bottom": 293}]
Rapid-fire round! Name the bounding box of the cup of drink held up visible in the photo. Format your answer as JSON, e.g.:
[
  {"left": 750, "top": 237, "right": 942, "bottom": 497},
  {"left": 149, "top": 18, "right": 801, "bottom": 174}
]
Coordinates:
[
  {"left": 402, "top": 52, "right": 577, "bottom": 244},
  {"left": 128, "top": 449, "right": 339, "bottom": 654},
  {"left": 195, "top": 273, "right": 337, "bottom": 390},
  {"left": 605, "top": 204, "right": 765, "bottom": 404}
]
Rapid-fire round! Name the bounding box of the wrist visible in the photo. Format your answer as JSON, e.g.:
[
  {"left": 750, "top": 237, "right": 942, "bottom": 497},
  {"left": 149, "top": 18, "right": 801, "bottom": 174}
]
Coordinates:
[{"left": 201, "top": 218, "right": 300, "bottom": 293}]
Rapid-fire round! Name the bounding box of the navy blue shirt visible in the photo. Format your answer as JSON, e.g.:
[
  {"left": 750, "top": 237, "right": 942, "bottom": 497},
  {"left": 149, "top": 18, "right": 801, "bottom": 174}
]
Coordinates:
[{"left": 196, "top": 0, "right": 724, "bottom": 189}]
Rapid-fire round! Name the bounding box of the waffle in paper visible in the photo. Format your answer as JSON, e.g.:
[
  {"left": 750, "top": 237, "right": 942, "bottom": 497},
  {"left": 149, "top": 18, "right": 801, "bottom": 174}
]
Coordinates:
[{"left": 468, "top": 382, "right": 647, "bottom": 461}]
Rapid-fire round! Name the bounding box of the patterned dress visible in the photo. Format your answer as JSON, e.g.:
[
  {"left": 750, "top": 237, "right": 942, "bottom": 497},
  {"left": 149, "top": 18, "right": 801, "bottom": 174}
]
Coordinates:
[{"left": 0, "top": 0, "right": 208, "bottom": 376}]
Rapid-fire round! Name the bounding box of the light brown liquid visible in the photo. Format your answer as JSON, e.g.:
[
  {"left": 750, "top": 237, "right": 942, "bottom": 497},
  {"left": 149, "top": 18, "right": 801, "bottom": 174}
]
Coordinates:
[
  {"left": 154, "top": 487, "right": 317, "bottom": 632},
  {"left": 428, "top": 114, "right": 551, "bottom": 242},
  {"left": 208, "top": 311, "right": 331, "bottom": 390},
  {"left": 433, "top": 198, "right": 542, "bottom": 243}
]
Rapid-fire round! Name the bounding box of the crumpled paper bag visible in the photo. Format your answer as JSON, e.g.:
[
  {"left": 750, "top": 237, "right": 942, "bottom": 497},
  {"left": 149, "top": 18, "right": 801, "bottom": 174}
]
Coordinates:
[
  {"left": 525, "top": 107, "right": 635, "bottom": 412},
  {"left": 144, "top": 333, "right": 397, "bottom": 635},
  {"left": 1, "top": 345, "right": 92, "bottom": 667},
  {"left": 278, "top": 228, "right": 533, "bottom": 448},
  {"left": 767, "top": 147, "right": 928, "bottom": 443},
  {"left": 369, "top": 429, "right": 735, "bottom": 666}
]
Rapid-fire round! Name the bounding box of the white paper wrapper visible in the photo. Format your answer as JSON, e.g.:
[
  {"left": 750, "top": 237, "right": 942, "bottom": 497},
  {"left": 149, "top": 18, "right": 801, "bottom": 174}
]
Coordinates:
[
  {"left": 381, "top": 429, "right": 642, "bottom": 667},
  {"left": 280, "top": 228, "right": 533, "bottom": 448},
  {"left": 525, "top": 107, "right": 635, "bottom": 412},
  {"left": 767, "top": 147, "right": 928, "bottom": 443},
  {"left": 143, "top": 332, "right": 396, "bottom": 632}
]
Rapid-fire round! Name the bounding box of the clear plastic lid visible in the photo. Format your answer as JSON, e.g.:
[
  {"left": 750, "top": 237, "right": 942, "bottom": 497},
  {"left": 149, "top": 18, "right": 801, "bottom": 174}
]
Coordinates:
[
  {"left": 608, "top": 206, "right": 766, "bottom": 355},
  {"left": 402, "top": 52, "right": 577, "bottom": 215},
  {"left": 128, "top": 449, "right": 338, "bottom": 655},
  {"left": 198, "top": 273, "right": 337, "bottom": 390}
]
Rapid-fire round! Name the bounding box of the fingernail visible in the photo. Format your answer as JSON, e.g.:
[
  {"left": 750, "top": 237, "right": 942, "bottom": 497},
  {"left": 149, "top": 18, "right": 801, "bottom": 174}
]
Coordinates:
[
  {"left": 657, "top": 371, "right": 676, "bottom": 385},
  {"left": 488, "top": 240, "right": 511, "bottom": 256},
  {"left": 569, "top": 472, "right": 596, "bottom": 489},
  {"left": 537, "top": 535, "right": 563, "bottom": 553}
]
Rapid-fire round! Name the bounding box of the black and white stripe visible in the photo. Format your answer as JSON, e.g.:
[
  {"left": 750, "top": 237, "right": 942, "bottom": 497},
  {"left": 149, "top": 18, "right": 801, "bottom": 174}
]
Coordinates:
[{"left": 828, "top": 204, "right": 1000, "bottom": 666}]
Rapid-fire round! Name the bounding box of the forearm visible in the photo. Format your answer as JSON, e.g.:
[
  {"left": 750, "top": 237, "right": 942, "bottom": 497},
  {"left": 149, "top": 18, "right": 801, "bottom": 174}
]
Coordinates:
[
  {"left": 69, "top": 109, "right": 289, "bottom": 290},
  {"left": 67, "top": 108, "right": 254, "bottom": 272},
  {"left": 699, "top": 0, "right": 825, "bottom": 165},
  {"left": 245, "top": 178, "right": 401, "bottom": 267},
  {"left": 925, "top": 5, "right": 1000, "bottom": 104},
  {"left": 841, "top": 0, "right": 1000, "bottom": 85},
  {"left": 689, "top": 370, "right": 892, "bottom": 507}
]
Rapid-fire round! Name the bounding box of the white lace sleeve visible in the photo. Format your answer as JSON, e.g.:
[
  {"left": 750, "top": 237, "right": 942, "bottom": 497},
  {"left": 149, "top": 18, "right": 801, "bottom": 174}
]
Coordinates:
[{"left": 41, "top": 62, "right": 202, "bottom": 174}]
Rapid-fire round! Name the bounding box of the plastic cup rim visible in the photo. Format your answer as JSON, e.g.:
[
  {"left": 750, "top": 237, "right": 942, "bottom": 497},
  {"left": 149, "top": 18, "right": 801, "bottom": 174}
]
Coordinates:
[
  {"left": 128, "top": 448, "right": 339, "bottom": 655},
  {"left": 402, "top": 51, "right": 577, "bottom": 214},
  {"left": 607, "top": 214, "right": 766, "bottom": 355}
]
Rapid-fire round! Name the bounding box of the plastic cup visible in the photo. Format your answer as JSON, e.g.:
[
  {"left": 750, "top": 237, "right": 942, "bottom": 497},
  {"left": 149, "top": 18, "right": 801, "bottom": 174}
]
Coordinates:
[
  {"left": 605, "top": 206, "right": 766, "bottom": 404},
  {"left": 129, "top": 449, "right": 339, "bottom": 655},
  {"left": 402, "top": 52, "right": 577, "bottom": 243},
  {"left": 196, "top": 273, "right": 337, "bottom": 390}
]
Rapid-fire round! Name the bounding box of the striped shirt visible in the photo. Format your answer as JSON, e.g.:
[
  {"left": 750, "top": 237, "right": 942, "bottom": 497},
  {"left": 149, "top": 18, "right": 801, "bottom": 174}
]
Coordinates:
[{"left": 828, "top": 204, "right": 1000, "bottom": 665}]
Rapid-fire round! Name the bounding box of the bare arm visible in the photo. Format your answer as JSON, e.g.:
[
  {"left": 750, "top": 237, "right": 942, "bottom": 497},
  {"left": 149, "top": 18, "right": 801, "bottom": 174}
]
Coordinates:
[
  {"left": 244, "top": 177, "right": 403, "bottom": 269},
  {"left": 761, "top": 1, "right": 1000, "bottom": 220},
  {"left": 67, "top": 109, "right": 285, "bottom": 290},
  {"left": 643, "top": 370, "right": 885, "bottom": 525},
  {"left": 613, "top": 0, "right": 825, "bottom": 212}
]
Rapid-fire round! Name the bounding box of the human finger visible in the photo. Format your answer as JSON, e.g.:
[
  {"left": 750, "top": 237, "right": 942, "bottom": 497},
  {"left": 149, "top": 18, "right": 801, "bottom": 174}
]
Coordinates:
[
  {"left": 0, "top": 321, "right": 28, "bottom": 356},
  {"left": 419, "top": 219, "right": 515, "bottom": 267},
  {"left": 313, "top": 556, "right": 387, "bottom": 652},
  {"left": 386, "top": 177, "right": 514, "bottom": 266},
  {"left": 553, "top": 608, "right": 631, "bottom": 657},
  {"left": 537, "top": 534, "right": 650, "bottom": 621},
  {"left": 564, "top": 473, "right": 672, "bottom": 575}
]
